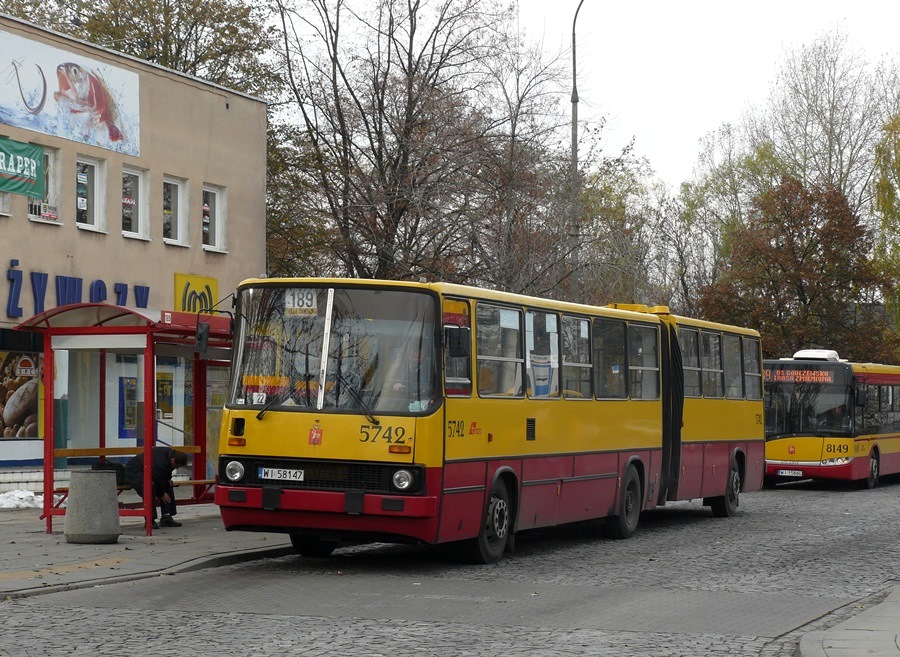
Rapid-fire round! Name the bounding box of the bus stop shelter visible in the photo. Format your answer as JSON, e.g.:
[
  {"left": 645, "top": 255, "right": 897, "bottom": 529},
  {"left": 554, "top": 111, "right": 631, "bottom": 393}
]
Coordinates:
[{"left": 16, "top": 304, "right": 231, "bottom": 535}]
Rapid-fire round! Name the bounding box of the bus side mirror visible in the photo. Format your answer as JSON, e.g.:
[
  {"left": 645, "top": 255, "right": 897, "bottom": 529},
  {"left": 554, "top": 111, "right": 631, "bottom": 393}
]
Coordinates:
[
  {"left": 855, "top": 387, "right": 867, "bottom": 407},
  {"left": 445, "top": 326, "right": 470, "bottom": 358},
  {"left": 194, "top": 322, "right": 210, "bottom": 354}
]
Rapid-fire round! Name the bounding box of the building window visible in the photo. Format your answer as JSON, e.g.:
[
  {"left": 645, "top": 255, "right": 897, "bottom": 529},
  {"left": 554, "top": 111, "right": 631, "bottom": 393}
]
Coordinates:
[
  {"left": 76, "top": 156, "right": 105, "bottom": 229},
  {"left": 122, "top": 167, "right": 148, "bottom": 238},
  {"left": 163, "top": 176, "right": 188, "bottom": 244},
  {"left": 202, "top": 185, "right": 226, "bottom": 249},
  {"left": 0, "top": 192, "right": 9, "bottom": 217},
  {"left": 27, "top": 148, "right": 60, "bottom": 222}
]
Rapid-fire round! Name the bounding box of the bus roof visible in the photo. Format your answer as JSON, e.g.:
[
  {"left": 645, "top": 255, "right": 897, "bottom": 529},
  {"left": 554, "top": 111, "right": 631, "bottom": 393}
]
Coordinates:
[{"left": 236, "top": 277, "right": 760, "bottom": 336}]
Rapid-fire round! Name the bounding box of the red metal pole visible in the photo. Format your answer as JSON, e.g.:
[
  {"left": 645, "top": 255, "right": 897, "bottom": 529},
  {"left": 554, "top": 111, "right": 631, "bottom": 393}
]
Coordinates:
[
  {"left": 42, "top": 333, "right": 55, "bottom": 533},
  {"left": 142, "top": 335, "right": 155, "bottom": 535}
]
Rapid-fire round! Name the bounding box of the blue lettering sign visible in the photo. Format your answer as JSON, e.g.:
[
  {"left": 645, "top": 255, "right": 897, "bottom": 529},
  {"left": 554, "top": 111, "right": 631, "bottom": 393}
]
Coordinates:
[
  {"left": 55, "top": 276, "right": 83, "bottom": 306},
  {"left": 114, "top": 282, "right": 128, "bottom": 306},
  {"left": 6, "top": 260, "right": 22, "bottom": 318},
  {"left": 31, "top": 272, "right": 48, "bottom": 314},
  {"left": 89, "top": 280, "right": 108, "bottom": 303},
  {"left": 134, "top": 285, "right": 150, "bottom": 308}
]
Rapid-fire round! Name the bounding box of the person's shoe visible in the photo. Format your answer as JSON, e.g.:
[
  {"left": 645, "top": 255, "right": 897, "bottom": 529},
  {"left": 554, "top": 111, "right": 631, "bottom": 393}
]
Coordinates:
[
  {"left": 160, "top": 515, "right": 182, "bottom": 528},
  {"left": 151, "top": 520, "right": 160, "bottom": 529}
]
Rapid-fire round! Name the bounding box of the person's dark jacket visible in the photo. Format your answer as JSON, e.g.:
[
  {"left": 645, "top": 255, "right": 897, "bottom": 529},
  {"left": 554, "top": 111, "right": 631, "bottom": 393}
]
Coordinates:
[{"left": 125, "top": 446, "right": 178, "bottom": 490}]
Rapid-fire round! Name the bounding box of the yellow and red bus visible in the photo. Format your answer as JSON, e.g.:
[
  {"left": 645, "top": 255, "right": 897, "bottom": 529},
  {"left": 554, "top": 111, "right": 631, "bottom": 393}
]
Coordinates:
[
  {"left": 214, "top": 279, "right": 765, "bottom": 562},
  {"left": 764, "top": 349, "right": 900, "bottom": 488}
]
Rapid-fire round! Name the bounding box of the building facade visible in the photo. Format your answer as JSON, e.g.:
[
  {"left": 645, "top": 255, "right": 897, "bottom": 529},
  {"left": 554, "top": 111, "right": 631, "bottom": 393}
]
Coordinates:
[{"left": 0, "top": 14, "right": 267, "bottom": 488}]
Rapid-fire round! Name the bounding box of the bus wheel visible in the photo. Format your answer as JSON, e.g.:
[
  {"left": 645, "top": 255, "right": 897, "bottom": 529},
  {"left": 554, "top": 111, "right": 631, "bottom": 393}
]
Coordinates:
[
  {"left": 861, "top": 452, "right": 880, "bottom": 489},
  {"left": 467, "top": 479, "right": 511, "bottom": 564},
  {"left": 710, "top": 458, "right": 741, "bottom": 518},
  {"left": 290, "top": 533, "right": 338, "bottom": 558},
  {"left": 607, "top": 465, "right": 641, "bottom": 540}
]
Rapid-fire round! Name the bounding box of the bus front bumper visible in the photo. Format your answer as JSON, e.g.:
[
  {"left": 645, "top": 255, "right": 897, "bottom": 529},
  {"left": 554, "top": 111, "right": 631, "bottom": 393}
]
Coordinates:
[{"left": 765, "top": 459, "right": 855, "bottom": 481}]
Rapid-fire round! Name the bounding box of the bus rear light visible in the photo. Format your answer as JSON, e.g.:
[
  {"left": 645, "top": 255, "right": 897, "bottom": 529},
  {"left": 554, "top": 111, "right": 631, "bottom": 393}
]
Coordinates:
[
  {"left": 229, "top": 437, "right": 247, "bottom": 446},
  {"left": 389, "top": 445, "right": 411, "bottom": 454}
]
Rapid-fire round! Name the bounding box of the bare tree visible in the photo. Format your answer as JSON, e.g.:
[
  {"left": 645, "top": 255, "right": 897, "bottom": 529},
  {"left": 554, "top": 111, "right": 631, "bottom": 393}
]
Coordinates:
[
  {"left": 744, "top": 29, "right": 891, "bottom": 215},
  {"left": 276, "top": 0, "right": 505, "bottom": 280}
]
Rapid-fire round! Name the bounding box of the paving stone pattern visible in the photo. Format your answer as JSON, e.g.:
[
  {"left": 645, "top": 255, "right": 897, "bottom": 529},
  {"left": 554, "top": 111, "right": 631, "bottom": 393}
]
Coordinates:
[{"left": 1, "top": 480, "right": 898, "bottom": 656}]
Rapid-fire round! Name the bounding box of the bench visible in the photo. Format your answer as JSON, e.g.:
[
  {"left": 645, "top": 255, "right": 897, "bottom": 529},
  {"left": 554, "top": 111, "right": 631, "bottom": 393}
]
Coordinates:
[{"left": 50, "top": 446, "right": 212, "bottom": 508}]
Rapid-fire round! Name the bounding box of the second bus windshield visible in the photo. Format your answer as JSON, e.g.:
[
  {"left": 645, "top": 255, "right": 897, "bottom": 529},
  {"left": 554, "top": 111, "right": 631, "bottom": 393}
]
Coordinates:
[{"left": 764, "top": 364, "right": 852, "bottom": 438}]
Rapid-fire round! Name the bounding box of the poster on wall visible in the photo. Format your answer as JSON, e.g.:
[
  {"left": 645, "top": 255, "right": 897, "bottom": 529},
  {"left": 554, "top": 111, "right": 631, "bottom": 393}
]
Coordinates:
[
  {"left": 156, "top": 372, "right": 173, "bottom": 420},
  {"left": 118, "top": 376, "right": 137, "bottom": 439},
  {"left": 0, "top": 29, "right": 140, "bottom": 155},
  {"left": 0, "top": 351, "right": 40, "bottom": 438}
]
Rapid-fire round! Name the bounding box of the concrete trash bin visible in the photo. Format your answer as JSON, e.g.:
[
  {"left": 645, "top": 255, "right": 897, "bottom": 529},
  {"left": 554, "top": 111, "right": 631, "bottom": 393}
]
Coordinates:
[{"left": 64, "top": 469, "right": 121, "bottom": 544}]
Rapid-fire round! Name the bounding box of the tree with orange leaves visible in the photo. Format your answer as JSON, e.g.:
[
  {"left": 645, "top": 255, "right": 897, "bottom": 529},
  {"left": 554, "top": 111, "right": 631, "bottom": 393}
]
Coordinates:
[{"left": 699, "top": 176, "right": 900, "bottom": 363}]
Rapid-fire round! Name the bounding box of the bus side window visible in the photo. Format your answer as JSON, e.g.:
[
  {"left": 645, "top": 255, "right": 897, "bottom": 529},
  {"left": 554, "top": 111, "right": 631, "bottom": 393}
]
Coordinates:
[
  {"left": 443, "top": 298, "right": 472, "bottom": 397},
  {"left": 722, "top": 334, "right": 743, "bottom": 398},
  {"left": 476, "top": 303, "right": 524, "bottom": 397},
  {"left": 444, "top": 325, "right": 471, "bottom": 396},
  {"left": 561, "top": 315, "right": 592, "bottom": 399},
  {"left": 526, "top": 310, "right": 559, "bottom": 398},
  {"left": 743, "top": 337, "right": 763, "bottom": 400},
  {"left": 679, "top": 328, "right": 701, "bottom": 398},
  {"left": 593, "top": 318, "right": 626, "bottom": 399},
  {"left": 701, "top": 332, "right": 724, "bottom": 398},
  {"left": 628, "top": 324, "right": 659, "bottom": 400}
]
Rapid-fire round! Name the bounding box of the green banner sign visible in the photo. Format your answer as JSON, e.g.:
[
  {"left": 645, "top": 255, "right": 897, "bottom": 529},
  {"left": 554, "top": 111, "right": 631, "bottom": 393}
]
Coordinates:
[{"left": 0, "top": 136, "right": 44, "bottom": 197}]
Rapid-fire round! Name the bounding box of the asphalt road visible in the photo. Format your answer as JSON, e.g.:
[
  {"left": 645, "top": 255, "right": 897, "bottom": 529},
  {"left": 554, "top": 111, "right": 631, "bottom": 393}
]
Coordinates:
[{"left": 2, "top": 478, "right": 898, "bottom": 656}]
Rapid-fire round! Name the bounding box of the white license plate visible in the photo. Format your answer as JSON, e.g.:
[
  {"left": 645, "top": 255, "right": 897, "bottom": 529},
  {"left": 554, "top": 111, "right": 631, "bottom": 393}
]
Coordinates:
[
  {"left": 777, "top": 469, "right": 803, "bottom": 477},
  {"left": 259, "top": 467, "right": 305, "bottom": 482}
]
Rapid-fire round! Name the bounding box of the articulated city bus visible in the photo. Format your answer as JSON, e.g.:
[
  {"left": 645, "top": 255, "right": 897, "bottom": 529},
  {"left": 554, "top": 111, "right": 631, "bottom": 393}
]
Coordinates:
[
  {"left": 214, "top": 279, "right": 765, "bottom": 563},
  {"left": 764, "top": 349, "right": 900, "bottom": 488}
]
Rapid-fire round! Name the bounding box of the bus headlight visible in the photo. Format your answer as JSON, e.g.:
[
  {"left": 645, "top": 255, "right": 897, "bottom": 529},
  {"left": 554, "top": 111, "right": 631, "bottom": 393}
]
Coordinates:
[
  {"left": 225, "top": 461, "right": 245, "bottom": 482},
  {"left": 392, "top": 469, "right": 414, "bottom": 491}
]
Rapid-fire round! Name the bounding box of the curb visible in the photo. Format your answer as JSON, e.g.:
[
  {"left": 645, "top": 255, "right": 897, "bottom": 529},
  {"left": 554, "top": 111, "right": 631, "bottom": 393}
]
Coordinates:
[{"left": 1, "top": 545, "right": 294, "bottom": 601}]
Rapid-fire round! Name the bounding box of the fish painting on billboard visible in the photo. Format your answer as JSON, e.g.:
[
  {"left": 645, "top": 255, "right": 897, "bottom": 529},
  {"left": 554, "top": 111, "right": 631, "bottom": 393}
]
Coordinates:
[
  {"left": 0, "top": 29, "right": 139, "bottom": 156},
  {"left": 54, "top": 63, "right": 124, "bottom": 142}
]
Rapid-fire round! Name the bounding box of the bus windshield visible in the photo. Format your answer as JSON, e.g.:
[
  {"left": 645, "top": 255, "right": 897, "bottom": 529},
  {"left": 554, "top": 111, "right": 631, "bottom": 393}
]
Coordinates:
[
  {"left": 764, "top": 364, "right": 852, "bottom": 438},
  {"left": 230, "top": 285, "right": 439, "bottom": 415}
]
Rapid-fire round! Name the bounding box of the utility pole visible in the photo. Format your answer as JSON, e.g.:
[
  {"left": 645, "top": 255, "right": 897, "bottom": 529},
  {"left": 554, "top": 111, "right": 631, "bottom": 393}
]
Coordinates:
[{"left": 571, "top": 0, "right": 585, "bottom": 287}]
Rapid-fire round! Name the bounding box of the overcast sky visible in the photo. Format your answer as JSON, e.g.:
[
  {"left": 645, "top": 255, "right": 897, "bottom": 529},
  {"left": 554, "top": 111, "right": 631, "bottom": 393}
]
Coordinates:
[{"left": 516, "top": 1, "right": 900, "bottom": 189}]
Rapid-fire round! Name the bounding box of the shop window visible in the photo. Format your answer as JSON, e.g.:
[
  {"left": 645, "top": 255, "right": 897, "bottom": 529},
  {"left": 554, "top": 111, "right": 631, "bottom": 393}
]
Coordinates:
[
  {"left": 122, "top": 167, "right": 148, "bottom": 238},
  {"left": 76, "top": 156, "right": 106, "bottom": 230},
  {"left": 163, "top": 176, "right": 188, "bottom": 244},
  {"left": 202, "top": 185, "right": 226, "bottom": 249},
  {"left": 27, "top": 148, "right": 60, "bottom": 223}
]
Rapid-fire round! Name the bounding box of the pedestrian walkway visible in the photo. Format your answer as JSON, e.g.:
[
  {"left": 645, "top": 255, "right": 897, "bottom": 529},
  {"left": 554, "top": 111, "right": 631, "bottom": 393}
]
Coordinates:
[
  {"left": 0, "top": 499, "right": 293, "bottom": 600},
  {"left": 798, "top": 585, "right": 900, "bottom": 657}
]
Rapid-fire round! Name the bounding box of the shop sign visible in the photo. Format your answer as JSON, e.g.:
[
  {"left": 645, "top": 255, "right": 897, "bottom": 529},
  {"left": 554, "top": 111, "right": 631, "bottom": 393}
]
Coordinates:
[
  {"left": 0, "top": 136, "right": 43, "bottom": 197},
  {"left": 175, "top": 273, "right": 218, "bottom": 313},
  {"left": 6, "top": 258, "right": 150, "bottom": 319}
]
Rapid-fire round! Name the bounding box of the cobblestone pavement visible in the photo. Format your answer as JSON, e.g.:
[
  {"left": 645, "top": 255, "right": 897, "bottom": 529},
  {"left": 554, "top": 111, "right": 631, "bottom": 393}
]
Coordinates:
[{"left": 1, "top": 479, "right": 898, "bottom": 656}]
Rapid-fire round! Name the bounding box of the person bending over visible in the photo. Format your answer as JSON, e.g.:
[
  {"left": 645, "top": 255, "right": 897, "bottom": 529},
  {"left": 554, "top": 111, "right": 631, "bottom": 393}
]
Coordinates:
[{"left": 126, "top": 447, "right": 189, "bottom": 529}]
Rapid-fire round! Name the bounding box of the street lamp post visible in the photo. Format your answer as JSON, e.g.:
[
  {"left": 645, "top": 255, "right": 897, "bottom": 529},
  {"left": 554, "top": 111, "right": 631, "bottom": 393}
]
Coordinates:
[{"left": 571, "top": 0, "right": 585, "bottom": 286}]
